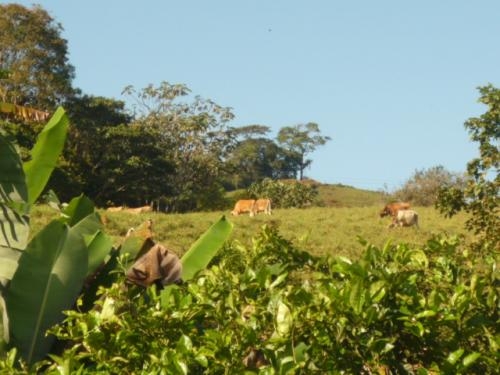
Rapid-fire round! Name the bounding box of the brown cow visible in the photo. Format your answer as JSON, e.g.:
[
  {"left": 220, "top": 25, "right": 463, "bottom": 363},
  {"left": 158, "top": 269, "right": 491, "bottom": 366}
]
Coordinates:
[
  {"left": 231, "top": 199, "right": 256, "bottom": 217},
  {"left": 255, "top": 198, "right": 272, "bottom": 215},
  {"left": 379, "top": 202, "right": 411, "bottom": 218}
]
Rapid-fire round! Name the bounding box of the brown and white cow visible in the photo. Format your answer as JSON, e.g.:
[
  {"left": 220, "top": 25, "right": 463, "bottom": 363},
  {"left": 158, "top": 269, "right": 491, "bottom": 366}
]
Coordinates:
[
  {"left": 231, "top": 199, "right": 256, "bottom": 217},
  {"left": 389, "top": 209, "right": 419, "bottom": 228},
  {"left": 255, "top": 198, "right": 272, "bottom": 215},
  {"left": 379, "top": 202, "right": 411, "bottom": 218}
]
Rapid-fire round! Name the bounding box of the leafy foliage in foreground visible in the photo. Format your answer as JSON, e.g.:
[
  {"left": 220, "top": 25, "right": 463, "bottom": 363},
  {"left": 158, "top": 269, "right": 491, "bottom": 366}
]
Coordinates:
[{"left": 24, "top": 227, "right": 498, "bottom": 374}]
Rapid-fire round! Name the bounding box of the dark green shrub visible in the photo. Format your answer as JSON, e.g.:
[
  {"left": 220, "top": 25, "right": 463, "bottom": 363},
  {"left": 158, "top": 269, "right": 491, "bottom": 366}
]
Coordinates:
[{"left": 248, "top": 178, "right": 318, "bottom": 208}]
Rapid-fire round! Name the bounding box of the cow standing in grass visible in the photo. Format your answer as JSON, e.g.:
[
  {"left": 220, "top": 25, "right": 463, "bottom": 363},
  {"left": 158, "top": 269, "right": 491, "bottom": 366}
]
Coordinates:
[
  {"left": 380, "top": 202, "right": 410, "bottom": 226},
  {"left": 389, "top": 209, "right": 419, "bottom": 228},
  {"left": 231, "top": 199, "right": 257, "bottom": 217},
  {"left": 379, "top": 202, "right": 411, "bottom": 219},
  {"left": 255, "top": 198, "right": 272, "bottom": 215}
]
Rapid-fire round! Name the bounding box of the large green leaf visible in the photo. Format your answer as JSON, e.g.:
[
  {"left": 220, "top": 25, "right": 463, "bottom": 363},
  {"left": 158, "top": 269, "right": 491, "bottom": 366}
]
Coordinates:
[
  {"left": 6, "top": 215, "right": 95, "bottom": 364},
  {"left": 80, "top": 248, "right": 119, "bottom": 312},
  {"left": 23, "top": 107, "right": 69, "bottom": 205},
  {"left": 61, "top": 195, "right": 95, "bottom": 227},
  {"left": 0, "top": 204, "right": 29, "bottom": 251},
  {"left": 0, "top": 135, "right": 29, "bottom": 284},
  {"left": 0, "top": 134, "right": 28, "bottom": 205},
  {"left": 86, "top": 231, "right": 114, "bottom": 277},
  {"left": 181, "top": 216, "right": 233, "bottom": 281},
  {"left": 58, "top": 196, "right": 110, "bottom": 277},
  {"left": 0, "top": 246, "right": 23, "bottom": 287}
]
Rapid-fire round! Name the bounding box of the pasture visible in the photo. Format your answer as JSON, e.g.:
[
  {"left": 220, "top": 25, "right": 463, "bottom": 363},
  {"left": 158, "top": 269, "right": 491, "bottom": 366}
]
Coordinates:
[{"left": 31, "top": 204, "right": 469, "bottom": 260}]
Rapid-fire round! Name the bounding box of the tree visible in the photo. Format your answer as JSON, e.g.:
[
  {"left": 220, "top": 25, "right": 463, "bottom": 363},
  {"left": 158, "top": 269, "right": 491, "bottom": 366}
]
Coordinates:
[
  {"left": 394, "top": 165, "right": 465, "bottom": 206},
  {"left": 436, "top": 84, "right": 499, "bottom": 251},
  {"left": 46, "top": 94, "right": 134, "bottom": 204},
  {"left": 0, "top": 4, "right": 75, "bottom": 109},
  {"left": 277, "top": 122, "right": 331, "bottom": 180},
  {"left": 224, "top": 137, "right": 282, "bottom": 188},
  {"left": 122, "top": 82, "right": 235, "bottom": 212}
]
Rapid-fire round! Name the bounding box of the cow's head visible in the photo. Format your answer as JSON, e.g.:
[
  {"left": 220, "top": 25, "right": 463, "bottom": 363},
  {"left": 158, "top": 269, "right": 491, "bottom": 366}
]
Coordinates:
[{"left": 379, "top": 206, "right": 391, "bottom": 217}]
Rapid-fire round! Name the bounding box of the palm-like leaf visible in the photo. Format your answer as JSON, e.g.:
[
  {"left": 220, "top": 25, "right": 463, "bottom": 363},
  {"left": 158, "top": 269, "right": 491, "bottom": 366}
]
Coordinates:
[
  {"left": 0, "top": 135, "right": 29, "bottom": 284},
  {"left": 23, "top": 107, "right": 68, "bottom": 205},
  {"left": 181, "top": 216, "right": 233, "bottom": 281},
  {"left": 5, "top": 211, "right": 106, "bottom": 364}
]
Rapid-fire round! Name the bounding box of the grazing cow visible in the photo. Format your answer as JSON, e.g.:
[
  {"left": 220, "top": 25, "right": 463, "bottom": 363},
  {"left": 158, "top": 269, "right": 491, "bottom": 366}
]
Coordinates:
[
  {"left": 389, "top": 209, "right": 419, "bottom": 228},
  {"left": 231, "top": 199, "right": 256, "bottom": 217},
  {"left": 106, "top": 206, "right": 123, "bottom": 212},
  {"left": 124, "top": 205, "right": 153, "bottom": 214},
  {"left": 255, "top": 198, "right": 272, "bottom": 215},
  {"left": 379, "top": 202, "right": 411, "bottom": 218}
]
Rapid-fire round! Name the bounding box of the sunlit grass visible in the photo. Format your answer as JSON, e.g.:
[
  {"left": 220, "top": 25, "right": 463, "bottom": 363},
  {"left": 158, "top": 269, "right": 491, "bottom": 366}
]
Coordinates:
[{"left": 31, "top": 204, "right": 469, "bottom": 261}]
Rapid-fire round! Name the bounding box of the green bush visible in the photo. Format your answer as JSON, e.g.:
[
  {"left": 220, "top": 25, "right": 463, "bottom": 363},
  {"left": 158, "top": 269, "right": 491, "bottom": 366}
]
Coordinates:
[
  {"left": 248, "top": 178, "right": 318, "bottom": 208},
  {"left": 34, "top": 226, "right": 498, "bottom": 374}
]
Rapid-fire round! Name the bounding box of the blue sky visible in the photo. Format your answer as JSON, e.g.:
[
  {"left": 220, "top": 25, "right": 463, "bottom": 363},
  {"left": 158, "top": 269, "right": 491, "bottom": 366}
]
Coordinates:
[{"left": 9, "top": 1, "right": 500, "bottom": 190}]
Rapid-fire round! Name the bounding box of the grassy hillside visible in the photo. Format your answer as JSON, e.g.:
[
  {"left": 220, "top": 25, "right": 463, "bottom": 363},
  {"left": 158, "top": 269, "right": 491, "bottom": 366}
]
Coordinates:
[
  {"left": 315, "top": 183, "right": 388, "bottom": 207},
  {"left": 31, "top": 190, "right": 469, "bottom": 262}
]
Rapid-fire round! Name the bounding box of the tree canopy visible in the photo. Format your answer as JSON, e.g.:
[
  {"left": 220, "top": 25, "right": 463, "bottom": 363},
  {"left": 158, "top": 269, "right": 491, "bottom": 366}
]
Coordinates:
[
  {"left": 277, "top": 122, "right": 331, "bottom": 180},
  {"left": 0, "top": 3, "right": 75, "bottom": 109},
  {"left": 437, "top": 84, "right": 499, "bottom": 251}
]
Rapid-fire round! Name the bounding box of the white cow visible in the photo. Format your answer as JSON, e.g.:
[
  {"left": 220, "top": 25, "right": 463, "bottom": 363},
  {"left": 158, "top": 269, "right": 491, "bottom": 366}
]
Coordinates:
[{"left": 389, "top": 209, "right": 419, "bottom": 228}]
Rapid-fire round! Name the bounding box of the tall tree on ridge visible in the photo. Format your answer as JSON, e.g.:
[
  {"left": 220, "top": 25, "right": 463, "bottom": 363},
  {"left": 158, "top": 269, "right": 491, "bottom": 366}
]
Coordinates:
[{"left": 277, "top": 122, "right": 331, "bottom": 180}]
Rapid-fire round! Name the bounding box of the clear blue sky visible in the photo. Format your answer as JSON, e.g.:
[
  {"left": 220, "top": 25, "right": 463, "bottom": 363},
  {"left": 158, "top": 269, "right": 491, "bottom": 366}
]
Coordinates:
[{"left": 9, "top": 0, "right": 500, "bottom": 191}]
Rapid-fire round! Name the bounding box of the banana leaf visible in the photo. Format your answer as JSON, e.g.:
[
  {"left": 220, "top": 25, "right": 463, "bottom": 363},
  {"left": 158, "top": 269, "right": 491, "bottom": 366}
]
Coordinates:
[
  {"left": 61, "top": 195, "right": 95, "bottom": 227},
  {"left": 23, "top": 107, "right": 68, "bottom": 205},
  {"left": 6, "top": 213, "right": 100, "bottom": 364},
  {"left": 0, "top": 245, "right": 23, "bottom": 287},
  {"left": 0, "top": 134, "right": 28, "bottom": 206},
  {"left": 181, "top": 216, "right": 233, "bottom": 281},
  {"left": 86, "top": 231, "right": 114, "bottom": 277},
  {"left": 0, "top": 135, "right": 29, "bottom": 284}
]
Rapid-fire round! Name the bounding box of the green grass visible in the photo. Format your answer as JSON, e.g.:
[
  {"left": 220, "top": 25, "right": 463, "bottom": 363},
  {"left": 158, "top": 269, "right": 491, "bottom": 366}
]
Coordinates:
[
  {"left": 31, "top": 203, "right": 469, "bottom": 261},
  {"left": 315, "top": 183, "right": 388, "bottom": 207}
]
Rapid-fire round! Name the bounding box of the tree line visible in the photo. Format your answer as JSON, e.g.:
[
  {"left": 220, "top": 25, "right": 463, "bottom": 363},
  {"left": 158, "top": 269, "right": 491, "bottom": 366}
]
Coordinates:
[{"left": 0, "top": 3, "right": 330, "bottom": 212}]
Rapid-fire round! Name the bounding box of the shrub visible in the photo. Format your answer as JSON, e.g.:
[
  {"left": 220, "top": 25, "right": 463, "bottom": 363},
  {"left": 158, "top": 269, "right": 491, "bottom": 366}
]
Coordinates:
[
  {"left": 247, "top": 178, "right": 318, "bottom": 208},
  {"left": 393, "top": 165, "right": 465, "bottom": 206},
  {"left": 36, "top": 227, "right": 498, "bottom": 374}
]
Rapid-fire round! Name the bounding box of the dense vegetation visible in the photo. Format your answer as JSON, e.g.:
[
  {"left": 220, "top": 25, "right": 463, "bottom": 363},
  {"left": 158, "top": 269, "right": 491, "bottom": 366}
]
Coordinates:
[{"left": 0, "top": 3, "right": 498, "bottom": 374}]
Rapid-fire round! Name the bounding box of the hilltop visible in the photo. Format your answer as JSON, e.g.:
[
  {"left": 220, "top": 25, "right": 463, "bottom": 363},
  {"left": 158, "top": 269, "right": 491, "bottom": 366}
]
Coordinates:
[{"left": 314, "top": 182, "right": 388, "bottom": 207}]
